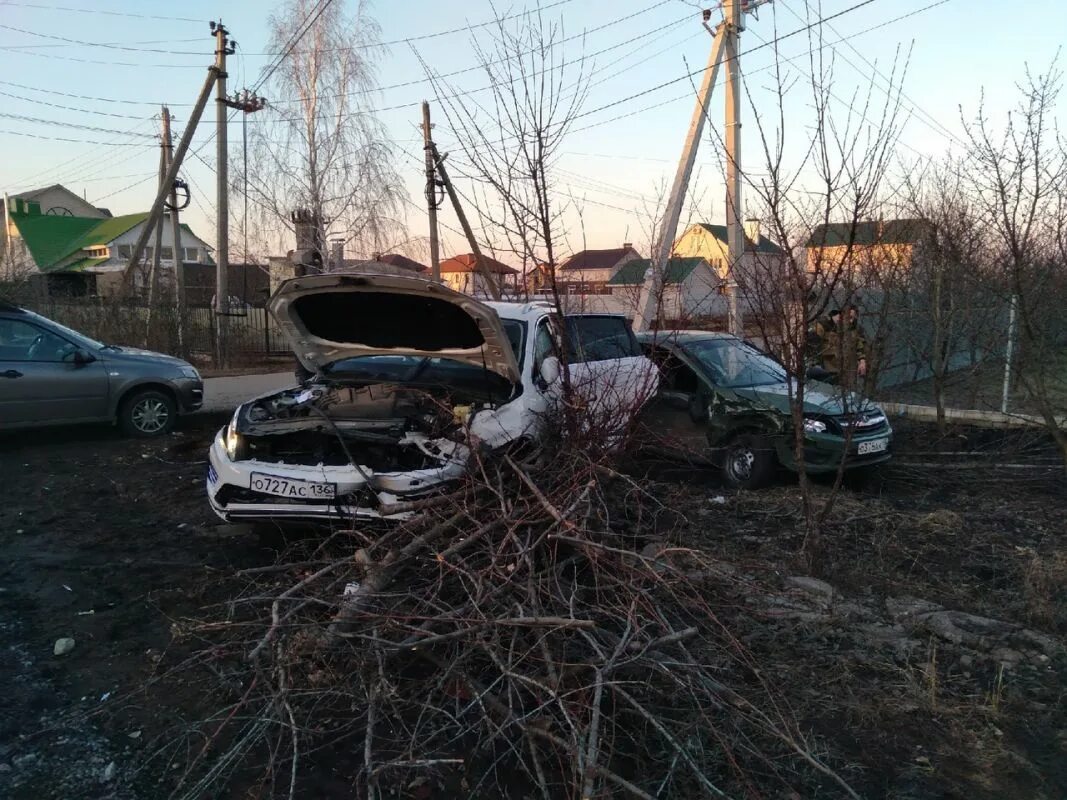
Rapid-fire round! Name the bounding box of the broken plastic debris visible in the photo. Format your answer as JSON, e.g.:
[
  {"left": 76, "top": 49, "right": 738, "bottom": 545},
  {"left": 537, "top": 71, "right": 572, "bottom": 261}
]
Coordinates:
[
  {"left": 100, "top": 691, "right": 111, "bottom": 702},
  {"left": 343, "top": 582, "right": 361, "bottom": 597},
  {"left": 295, "top": 388, "right": 314, "bottom": 404},
  {"left": 53, "top": 637, "right": 76, "bottom": 656},
  {"left": 709, "top": 496, "right": 727, "bottom": 505},
  {"left": 77, "top": 610, "right": 95, "bottom": 616},
  {"left": 62, "top": 584, "right": 72, "bottom": 592}
]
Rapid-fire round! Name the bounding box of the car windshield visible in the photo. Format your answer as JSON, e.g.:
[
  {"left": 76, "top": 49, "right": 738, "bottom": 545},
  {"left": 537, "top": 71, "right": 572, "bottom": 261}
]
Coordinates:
[
  {"left": 684, "top": 338, "right": 787, "bottom": 388},
  {"left": 322, "top": 354, "right": 516, "bottom": 398}
]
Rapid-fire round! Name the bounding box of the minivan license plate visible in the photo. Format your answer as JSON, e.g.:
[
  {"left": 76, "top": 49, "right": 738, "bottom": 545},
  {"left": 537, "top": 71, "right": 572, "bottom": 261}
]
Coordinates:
[
  {"left": 857, "top": 438, "right": 889, "bottom": 455},
  {"left": 250, "top": 472, "right": 336, "bottom": 500}
]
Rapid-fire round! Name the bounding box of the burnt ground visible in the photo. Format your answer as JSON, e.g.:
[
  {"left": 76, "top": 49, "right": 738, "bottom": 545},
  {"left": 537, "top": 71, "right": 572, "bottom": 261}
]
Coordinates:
[{"left": 0, "top": 415, "right": 1064, "bottom": 799}]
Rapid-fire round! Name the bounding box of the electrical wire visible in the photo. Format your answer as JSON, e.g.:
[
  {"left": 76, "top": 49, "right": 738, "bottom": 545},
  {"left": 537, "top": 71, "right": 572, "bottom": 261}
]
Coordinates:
[
  {"left": 0, "top": 110, "right": 157, "bottom": 138},
  {"left": 0, "top": 1, "right": 201, "bottom": 22},
  {"left": 775, "top": 0, "right": 964, "bottom": 147}
]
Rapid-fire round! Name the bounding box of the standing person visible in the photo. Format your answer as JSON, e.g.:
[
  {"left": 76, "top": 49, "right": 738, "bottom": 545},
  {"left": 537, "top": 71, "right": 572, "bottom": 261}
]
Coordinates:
[{"left": 807, "top": 304, "right": 868, "bottom": 385}]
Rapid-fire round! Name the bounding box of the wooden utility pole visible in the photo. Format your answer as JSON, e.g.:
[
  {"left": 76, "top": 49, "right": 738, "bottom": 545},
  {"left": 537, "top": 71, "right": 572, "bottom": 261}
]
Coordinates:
[
  {"left": 422, "top": 101, "right": 441, "bottom": 281},
  {"left": 431, "top": 145, "right": 501, "bottom": 301},
  {"left": 162, "top": 106, "right": 186, "bottom": 356}
]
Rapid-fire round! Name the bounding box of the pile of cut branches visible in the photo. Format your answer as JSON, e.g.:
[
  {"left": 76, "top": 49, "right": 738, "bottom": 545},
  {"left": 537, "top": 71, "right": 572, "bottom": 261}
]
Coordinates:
[{"left": 171, "top": 446, "right": 860, "bottom": 799}]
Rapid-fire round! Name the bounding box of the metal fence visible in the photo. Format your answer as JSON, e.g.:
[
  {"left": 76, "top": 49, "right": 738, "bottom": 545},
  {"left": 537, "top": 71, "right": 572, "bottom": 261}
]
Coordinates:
[{"left": 18, "top": 299, "right": 290, "bottom": 363}]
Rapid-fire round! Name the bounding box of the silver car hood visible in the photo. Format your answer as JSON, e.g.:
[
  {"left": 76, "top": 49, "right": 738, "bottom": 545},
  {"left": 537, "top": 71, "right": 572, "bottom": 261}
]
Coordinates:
[{"left": 268, "top": 272, "right": 521, "bottom": 383}]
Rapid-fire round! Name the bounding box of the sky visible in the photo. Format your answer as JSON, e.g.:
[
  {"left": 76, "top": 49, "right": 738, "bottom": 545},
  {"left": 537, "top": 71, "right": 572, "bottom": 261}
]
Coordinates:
[{"left": 2, "top": 0, "right": 1066, "bottom": 266}]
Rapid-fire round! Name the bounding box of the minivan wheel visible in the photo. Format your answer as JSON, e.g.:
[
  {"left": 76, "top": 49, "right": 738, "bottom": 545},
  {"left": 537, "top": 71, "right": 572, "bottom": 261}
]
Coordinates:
[
  {"left": 721, "top": 433, "right": 776, "bottom": 489},
  {"left": 120, "top": 389, "right": 177, "bottom": 437}
]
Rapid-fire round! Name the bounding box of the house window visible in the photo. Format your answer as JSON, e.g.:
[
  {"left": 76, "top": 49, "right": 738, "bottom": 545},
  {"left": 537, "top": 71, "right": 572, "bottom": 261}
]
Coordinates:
[
  {"left": 118, "top": 244, "right": 132, "bottom": 259},
  {"left": 183, "top": 247, "right": 199, "bottom": 262},
  {"left": 161, "top": 246, "right": 173, "bottom": 261}
]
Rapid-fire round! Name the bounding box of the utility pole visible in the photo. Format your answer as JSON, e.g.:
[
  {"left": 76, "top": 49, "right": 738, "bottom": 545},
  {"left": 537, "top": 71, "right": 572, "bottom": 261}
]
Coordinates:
[
  {"left": 633, "top": 2, "right": 770, "bottom": 334},
  {"left": 162, "top": 106, "right": 187, "bottom": 357},
  {"left": 723, "top": 0, "right": 745, "bottom": 337},
  {"left": 431, "top": 145, "right": 501, "bottom": 301},
  {"left": 122, "top": 54, "right": 219, "bottom": 290},
  {"left": 146, "top": 115, "right": 167, "bottom": 323},
  {"left": 422, "top": 101, "right": 441, "bottom": 281},
  {"left": 223, "top": 88, "right": 267, "bottom": 308},
  {"left": 212, "top": 20, "right": 236, "bottom": 367}
]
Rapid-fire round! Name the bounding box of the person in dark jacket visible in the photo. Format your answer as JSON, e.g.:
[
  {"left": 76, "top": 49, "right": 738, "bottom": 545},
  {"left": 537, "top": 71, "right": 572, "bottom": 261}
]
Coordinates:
[{"left": 807, "top": 305, "right": 868, "bottom": 385}]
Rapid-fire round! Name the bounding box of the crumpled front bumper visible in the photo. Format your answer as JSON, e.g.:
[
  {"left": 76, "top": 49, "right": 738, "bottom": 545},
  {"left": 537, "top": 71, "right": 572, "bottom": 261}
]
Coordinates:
[{"left": 206, "top": 428, "right": 467, "bottom": 523}]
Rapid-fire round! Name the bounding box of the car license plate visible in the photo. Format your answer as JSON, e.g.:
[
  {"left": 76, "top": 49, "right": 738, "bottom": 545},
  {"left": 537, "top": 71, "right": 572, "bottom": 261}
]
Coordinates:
[
  {"left": 857, "top": 437, "right": 889, "bottom": 455},
  {"left": 250, "top": 472, "right": 336, "bottom": 500}
]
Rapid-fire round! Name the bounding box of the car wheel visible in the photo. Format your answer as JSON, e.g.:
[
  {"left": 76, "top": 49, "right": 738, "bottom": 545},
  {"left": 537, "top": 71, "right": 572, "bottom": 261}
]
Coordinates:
[
  {"left": 721, "top": 433, "right": 776, "bottom": 489},
  {"left": 120, "top": 389, "right": 177, "bottom": 437}
]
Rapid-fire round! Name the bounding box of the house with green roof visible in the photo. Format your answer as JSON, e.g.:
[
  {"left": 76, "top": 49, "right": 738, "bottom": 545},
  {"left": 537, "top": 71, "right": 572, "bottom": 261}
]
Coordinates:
[
  {"left": 2, "top": 188, "right": 212, "bottom": 297},
  {"left": 607, "top": 256, "right": 723, "bottom": 318}
]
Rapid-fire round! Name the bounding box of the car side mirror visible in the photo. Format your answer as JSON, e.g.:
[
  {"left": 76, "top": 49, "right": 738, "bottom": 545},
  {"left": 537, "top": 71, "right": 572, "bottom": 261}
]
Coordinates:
[
  {"left": 72, "top": 349, "right": 96, "bottom": 365},
  {"left": 539, "top": 355, "right": 561, "bottom": 386}
]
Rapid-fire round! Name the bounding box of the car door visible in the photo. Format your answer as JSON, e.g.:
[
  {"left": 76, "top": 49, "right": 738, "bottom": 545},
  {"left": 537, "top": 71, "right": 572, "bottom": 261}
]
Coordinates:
[
  {"left": 0, "top": 317, "right": 109, "bottom": 426},
  {"left": 638, "top": 344, "right": 714, "bottom": 456},
  {"left": 562, "top": 315, "right": 659, "bottom": 431}
]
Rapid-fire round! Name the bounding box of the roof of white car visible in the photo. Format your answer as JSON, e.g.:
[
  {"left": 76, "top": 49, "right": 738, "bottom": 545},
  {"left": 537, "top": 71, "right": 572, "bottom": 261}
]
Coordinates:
[{"left": 485, "top": 300, "right": 555, "bottom": 322}]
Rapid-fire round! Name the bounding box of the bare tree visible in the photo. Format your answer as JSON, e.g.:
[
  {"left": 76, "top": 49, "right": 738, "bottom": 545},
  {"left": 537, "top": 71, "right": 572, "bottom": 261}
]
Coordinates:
[
  {"left": 737, "top": 4, "right": 907, "bottom": 556},
  {"left": 426, "top": 9, "right": 588, "bottom": 301},
  {"left": 960, "top": 65, "right": 1067, "bottom": 465},
  {"left": 248, "top": 0, "right": 404, "bottom": 264}
]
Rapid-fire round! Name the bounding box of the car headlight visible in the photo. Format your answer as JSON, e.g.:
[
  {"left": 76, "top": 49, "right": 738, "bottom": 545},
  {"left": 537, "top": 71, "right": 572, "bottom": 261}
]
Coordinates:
[
  {"left": 224, "top": 410, "right": 243, "bottom": 460},
  {"left": 178, "top": 365, "right": 200, "bottom": 379},
  {"left": 803, "top": 417, "right": 828, "bottom": 434}
]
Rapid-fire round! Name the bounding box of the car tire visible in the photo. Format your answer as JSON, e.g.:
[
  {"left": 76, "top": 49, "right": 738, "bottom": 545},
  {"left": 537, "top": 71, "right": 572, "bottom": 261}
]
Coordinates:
[
  {"left": 119, "top": 389, "right": 177, "bottom": 437},
  {"left": 721, "top": 433, "right": 777, "bottom": 489}
]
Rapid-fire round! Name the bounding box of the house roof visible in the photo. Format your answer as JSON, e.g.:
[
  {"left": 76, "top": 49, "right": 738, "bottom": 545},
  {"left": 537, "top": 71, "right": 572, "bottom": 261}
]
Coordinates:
[
  {"left": 9, "top": 211, "right": 202, "bottom": 272},
  {"left": 375, "top": 253, "right": 428, "bottom": 273},
  {"left": 607, "top": 257, "right": 710, "bottom": 286},
  {"left": 440, "top": 253, "right": 518, "bottom": 274},
  {"left": 560, "top": 246, "right": 639, "bottom": 272},
  {"left": 806, "top": 218, "right": 934, "bottom": 248},
  {"left": 693, "top": 223, "right": 785, "bottom": 255}
]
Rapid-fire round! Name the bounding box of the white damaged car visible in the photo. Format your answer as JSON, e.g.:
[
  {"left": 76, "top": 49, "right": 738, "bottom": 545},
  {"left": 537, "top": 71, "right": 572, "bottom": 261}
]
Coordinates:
[{"left": 207, "top": 273, "right": 658, "bottom": 523}]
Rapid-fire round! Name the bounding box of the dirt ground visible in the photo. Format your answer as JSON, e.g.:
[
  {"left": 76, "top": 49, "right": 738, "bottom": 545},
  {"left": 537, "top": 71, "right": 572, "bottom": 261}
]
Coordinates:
[{"left": 0, "top": 415, "right": 1064, "bottom": 799}]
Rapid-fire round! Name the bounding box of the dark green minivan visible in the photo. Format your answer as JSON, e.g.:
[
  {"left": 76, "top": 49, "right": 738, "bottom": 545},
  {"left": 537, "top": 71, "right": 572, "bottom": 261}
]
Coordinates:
[{"left": 635, "top": 331, "right": 892, "bottom": 488}]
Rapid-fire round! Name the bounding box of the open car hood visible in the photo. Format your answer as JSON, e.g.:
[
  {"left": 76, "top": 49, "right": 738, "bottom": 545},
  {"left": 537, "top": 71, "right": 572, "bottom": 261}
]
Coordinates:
[{"left": 268, "top": 272, "right": 521, "bottom": 383}]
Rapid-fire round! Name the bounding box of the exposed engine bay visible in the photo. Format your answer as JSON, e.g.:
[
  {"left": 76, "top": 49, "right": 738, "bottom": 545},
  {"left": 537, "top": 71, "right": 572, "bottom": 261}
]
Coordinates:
[{"left": 230, "top": 381, "right": 493, "bottom": 470}]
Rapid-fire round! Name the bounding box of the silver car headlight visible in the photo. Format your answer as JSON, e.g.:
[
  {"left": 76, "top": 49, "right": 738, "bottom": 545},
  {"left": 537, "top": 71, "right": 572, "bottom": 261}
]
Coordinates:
[
  {"left": 803, "top": 417, "right": 828, "bottom": 434},
  {"left": 178, "top": 365, "right": 200, "bottom": 379}
]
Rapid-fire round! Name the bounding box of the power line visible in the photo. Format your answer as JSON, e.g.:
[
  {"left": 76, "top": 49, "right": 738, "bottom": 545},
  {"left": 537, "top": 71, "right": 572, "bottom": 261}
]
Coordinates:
[
  {"left": 0, "top": 87, "right": 153, "bottom": 119},
  {"left": 0, "top": 128, "right": 156, "bottom": 147},
  {"left": 0, "top": 78, "right": 192, "bottom": 107},
  {"left": 91, "top": 172, "right": 157, "bottom": 204},
  {"left": 775, "top": 0, "right": 963, "bottom": 147},
  {"left": 0, "top": 1, "right": 201, "bottom": 22},
  {"left": 0, "top": 110, "right": 157, "bottom": 138},
  {"left": 0, "top": 24, "right": 209, "bottom": 54},
  {"left": 251, "top": 0, "right": 336, "bottom": 93},
  {"left": 267, "top": 0, "right": 679, "bottom": 106}
]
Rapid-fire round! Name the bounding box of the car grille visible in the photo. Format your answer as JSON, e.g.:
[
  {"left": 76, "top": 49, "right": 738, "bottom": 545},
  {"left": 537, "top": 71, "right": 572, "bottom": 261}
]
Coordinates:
[{"left": 833, "top": 411, "right": 890, "bottom": 437}]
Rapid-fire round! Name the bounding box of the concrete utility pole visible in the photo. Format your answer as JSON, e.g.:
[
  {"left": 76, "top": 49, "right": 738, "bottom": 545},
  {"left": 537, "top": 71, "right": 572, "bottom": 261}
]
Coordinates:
[
  {"left": 431, "top": 145, "right": 501, "bottom": 301},
  {"left": 122, "top": 64, "right": 218, "bottom": 288},
  {"left": 723, "top": 0, "right": 745, "bottom": 337},
  {"left": 146, "top": 117, "right": 167, "bottom": 315},
  {"left": 223, "top": 89, "right": 267, "bottom": 307},
  {"left": 422, "top": 101, "right": 442, "bottom": 281},
  {"left": 212, "top": 20, "right": 236, "bottom": 367},
  {"left": 633, "top": 2, "right": 770, "bottom": 334}
]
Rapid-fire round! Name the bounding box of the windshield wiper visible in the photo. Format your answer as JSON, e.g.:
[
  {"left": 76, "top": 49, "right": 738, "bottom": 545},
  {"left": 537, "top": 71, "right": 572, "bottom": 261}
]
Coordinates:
[{"left": 100, "top": 344, "right": 122, "bottom": 352}]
